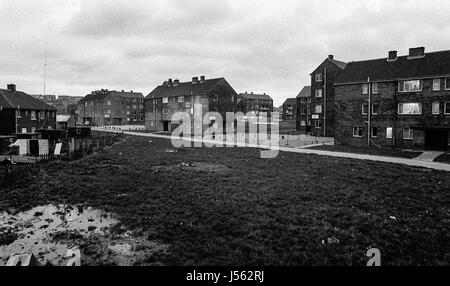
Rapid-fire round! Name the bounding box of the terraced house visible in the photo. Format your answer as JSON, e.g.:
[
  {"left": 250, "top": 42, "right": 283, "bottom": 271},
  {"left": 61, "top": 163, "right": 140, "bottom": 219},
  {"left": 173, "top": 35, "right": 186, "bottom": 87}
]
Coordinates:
[
  {"left": 237, "top": 92, "right": 273, "bottom": 117},
  {"left": 144, "top": 76, "right": 238, "bottom": 133},
  {"left": 334, "top": 47, "right": 450, "bottom": 151},
  {"left": 78, "top": 89, "right": 144, "bottom": 126},
  {"left": 0, "top": 84, "right": 56, "bottom": 135}
]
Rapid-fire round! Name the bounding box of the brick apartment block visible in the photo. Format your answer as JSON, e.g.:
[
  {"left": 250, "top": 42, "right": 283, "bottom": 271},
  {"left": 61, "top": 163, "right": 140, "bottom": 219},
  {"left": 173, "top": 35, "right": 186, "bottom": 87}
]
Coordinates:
[{"left": 334, "top": 47, "right": 450, "bottom": 151}]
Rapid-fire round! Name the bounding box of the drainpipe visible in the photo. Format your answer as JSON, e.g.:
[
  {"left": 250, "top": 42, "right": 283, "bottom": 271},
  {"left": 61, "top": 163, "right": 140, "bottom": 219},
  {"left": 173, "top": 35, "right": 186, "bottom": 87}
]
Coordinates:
[
  {"left": 367, "top": 77, "right": 371, "bottom": 147},
  {"left": 323, "top": 67, "right": 327, "bottom": 137}
]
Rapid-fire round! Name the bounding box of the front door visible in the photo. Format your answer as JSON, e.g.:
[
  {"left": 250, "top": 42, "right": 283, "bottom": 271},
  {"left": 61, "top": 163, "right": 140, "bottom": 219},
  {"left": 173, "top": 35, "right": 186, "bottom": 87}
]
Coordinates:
[
  {"left": 425, "top": 130, "right": 448, "bottom": 151},
  {"left": 163, "top": 121, "right": 169, "bottom": 132}
]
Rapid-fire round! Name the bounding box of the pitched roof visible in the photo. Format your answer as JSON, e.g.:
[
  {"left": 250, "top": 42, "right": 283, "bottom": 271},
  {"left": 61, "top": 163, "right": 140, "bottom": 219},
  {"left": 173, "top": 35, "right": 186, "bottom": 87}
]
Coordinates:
[
  {"left": 238, "top": 92, "right": 273, "bottom": 101},
  {"left": 311, "top": 57, "right": 347, "bottom": 75},
  {"left": 0, "top": 89, "right": 56, "bottom": 110},
  {"left": 335, "top": 50, "right": 450, "bottom": 85},
  {"left": 296, "top": 86, "right": 311, "bottom": 98},
  {"left": 283, "top": 98, "right": 297, "bottom": 106},
  {"left": 113, "top": 91, "right": 144, "bottom": 98},
  {"left": 146, "top": 78, "right": 234, "bottom": 99},
  {"left": 79, "top": 90, "right": 144, "bottom": 103}
]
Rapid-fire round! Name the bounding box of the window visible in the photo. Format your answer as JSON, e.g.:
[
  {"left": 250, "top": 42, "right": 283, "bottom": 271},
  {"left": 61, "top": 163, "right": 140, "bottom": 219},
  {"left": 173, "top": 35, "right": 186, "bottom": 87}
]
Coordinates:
[
  {"left": 353, "top": 127, "right": 363, "bottom": 137},
  {"left": 372, "top": 83, "right": 379, "bottom": 94},
  {"left": 433, "top": 79, "right": 441, "bottom": 91},
  {"left": 398, "top": 80, "right": 422, "bottom": 92},
  {"left": 31, "top": 127, "right": 36, "bottom": 133},
  {"left": 398, "top": 103, "right": 422, "bottom": 115},
  {"left": 403, "top": 128, "right": 413, "bottom": 140},
  {"left": 16, "top": 110, "right": 21, "bottom": 118},
  {"left": 362, "top": 84, "right": 369, "bottom": 95},
  {"left": 372, "top": 104, "right": 379, "bottom": 115},
  {"left": 315, "top": 73, "right": 322, "bottom": 82},
  {"left": 213, "top": 93, "right": 219, "bottom": 102},
  {"left": 315, "top": 105, "right": 322, "bottom": 114},
  {"left": 300, "top": 98, "right": 307, "bottom": 103},
  {"left": 371, "top": 127, "right": 378, "bottom": 138},
  {"left": 132, "top": 105, "right": 137, "bottom": 109},
  {"left": 445, "top": 102, "right": 450, "bottom": 114},
  {"left": 386, "top": 127, "right": 393, "bottom": 139},
  {"left": 211, "top": 107, "right": 219, "bottom": 112},
  {"left": 432, "top": 102, "right": 440, "bottom": 114},
  {"left": 315, "top": 121, "right": 322, "bottom": 128},
  {"left": 362, "top": 103, "right": 369, "bottom": 115},
  {"left": 106, "top": 101, "right": 112, "bottom": 106},
  {"left": 301, "top": 107, "right": 306, "bottom": 115},
  {"left": 315, "top": 89, "right": 323, "bottom": 97},
  {"left": 231, "top": 95, "right": 234, "bottom": 102},
  {"left": 446, "top": 78, "right": 450, "bottom": 90},
  {"left": 162, "top": 97, "right": 169, "bottom": 104},
  {"left": 31, "top": 110, "right": 37, "bottom": 120},
  {"left": 301, "top": 121, "right": 306, "bottom": 126},
  {"left": 127, "top": 111, "right": 130, "bottom": 115},
  {"left": 76, "top": 128, "right": 81, "bottom": 135},
  {"left": 162, "top": 108, "right": 168, "bottom": 114}
]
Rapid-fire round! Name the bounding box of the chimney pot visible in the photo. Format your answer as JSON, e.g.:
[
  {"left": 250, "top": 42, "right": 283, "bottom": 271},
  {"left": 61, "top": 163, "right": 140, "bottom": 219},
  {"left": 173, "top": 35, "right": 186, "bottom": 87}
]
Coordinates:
[
  {"left": 7, "top": 84, "right": 16, "bottom": 92},
  {"left": 328, "top": 55, "right": 334, "bottom": 60},
  {"left": 174, "top": 79, "right": 180, "bottom": 85},
  {"left": 388, "top": 50, "right": 398, "bottom": 61},
  {"left": 408, "top": 47, "right": 425, "bottom": 58}
]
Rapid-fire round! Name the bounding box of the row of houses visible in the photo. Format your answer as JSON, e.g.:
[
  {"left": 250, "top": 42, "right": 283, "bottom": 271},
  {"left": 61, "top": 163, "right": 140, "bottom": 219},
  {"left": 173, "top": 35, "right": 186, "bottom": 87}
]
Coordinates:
[
  {"left": 296, "top": 47, "right": 450, "bottom": 151},
  {"left": 76, "top": 76, "right": 274, "bottom": 132}
]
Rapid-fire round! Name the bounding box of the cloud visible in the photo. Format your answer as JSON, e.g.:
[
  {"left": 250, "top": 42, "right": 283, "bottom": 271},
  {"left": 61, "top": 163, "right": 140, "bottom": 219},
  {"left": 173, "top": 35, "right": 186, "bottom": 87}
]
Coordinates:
[{"left": 0, "top": 0, "right": 448, "bottom": 105}]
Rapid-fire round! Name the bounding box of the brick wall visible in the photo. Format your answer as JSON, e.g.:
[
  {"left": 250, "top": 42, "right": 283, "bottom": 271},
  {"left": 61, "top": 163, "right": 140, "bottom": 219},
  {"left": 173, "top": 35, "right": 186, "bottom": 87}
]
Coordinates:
[{"left": 335, "top": 78, "right": 450, "bottom": 150}]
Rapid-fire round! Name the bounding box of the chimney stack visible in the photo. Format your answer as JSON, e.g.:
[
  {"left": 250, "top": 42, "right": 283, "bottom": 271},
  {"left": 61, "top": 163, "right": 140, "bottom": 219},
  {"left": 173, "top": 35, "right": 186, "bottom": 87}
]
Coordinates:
[
  {"left": 174, "top": 79, "right": 180, "bottom": 86},
  {"left": 387, "top": 50, "right": 398, "bottom": 61},
  {"left": 328, "top": 55, "right": 334, "bottom": 60},
  {"left": 168, "top": 79, "right": 173, "bottom": 86},
  {"left": 7, "top": 84, "right": 16, "bottom": 92},
  {"left": 200, "top": 75, "right": 205, "bottom": 82},
  {"left": 192, "top": 77, "right": 199, "bottom": 84},
  {"left": 408, "top": 47, "right": 425, "bottom": 59}
]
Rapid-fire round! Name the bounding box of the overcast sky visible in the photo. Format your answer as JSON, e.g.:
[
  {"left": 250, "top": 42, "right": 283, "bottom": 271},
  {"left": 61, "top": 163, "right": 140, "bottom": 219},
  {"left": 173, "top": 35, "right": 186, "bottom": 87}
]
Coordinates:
[{"left": 0, "top": 0, "right": 449, "bottom": 106}]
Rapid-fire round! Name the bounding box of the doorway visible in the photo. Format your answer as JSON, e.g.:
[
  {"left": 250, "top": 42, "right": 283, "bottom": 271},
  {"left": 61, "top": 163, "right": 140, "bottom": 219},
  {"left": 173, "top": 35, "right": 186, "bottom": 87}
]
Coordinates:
[{"left": 425, "top": 130, "right": 448, "bottom": 151}]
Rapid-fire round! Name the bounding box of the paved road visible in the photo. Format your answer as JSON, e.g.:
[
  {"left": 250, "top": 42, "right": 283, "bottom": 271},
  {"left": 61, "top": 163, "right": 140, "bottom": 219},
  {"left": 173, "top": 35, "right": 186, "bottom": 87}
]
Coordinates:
[{"left": 93, "top": 128, "right": 450, "bottom": 172}]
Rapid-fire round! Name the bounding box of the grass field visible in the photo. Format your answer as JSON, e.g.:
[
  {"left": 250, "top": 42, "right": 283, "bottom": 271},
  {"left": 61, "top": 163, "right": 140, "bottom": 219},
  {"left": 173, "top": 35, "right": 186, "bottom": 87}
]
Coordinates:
[{"left": 1, "top": 135, "right": 449, "bottom": 266}]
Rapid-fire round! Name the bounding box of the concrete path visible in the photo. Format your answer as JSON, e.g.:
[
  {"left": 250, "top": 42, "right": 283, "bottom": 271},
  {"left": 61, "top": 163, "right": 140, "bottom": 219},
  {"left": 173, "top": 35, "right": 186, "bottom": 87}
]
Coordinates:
[
  {"left": 93, "top": 128, "right": 450, "bottom": 172},
  {"left": 413, "top": 151, "right": 445, "bottom": 162}
]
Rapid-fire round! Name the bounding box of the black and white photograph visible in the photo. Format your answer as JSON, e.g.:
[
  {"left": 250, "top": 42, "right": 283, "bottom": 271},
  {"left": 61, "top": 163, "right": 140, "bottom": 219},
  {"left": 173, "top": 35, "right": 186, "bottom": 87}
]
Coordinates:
[{"left": 0, "top": 0, "right": 449, "bottom": 278}]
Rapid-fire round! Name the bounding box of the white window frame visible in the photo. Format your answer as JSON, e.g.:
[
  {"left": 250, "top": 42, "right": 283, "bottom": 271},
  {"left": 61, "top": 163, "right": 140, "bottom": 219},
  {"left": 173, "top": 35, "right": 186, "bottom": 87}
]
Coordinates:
[
  {"left": 178, "top": 96, "right": 185, "bottom": 103},
  {"left": 433, "top": 79, "right": 441, "bottom": 91},
  {"left": 445, "top": 102, "right": 450, "bottom": 115},
  {"left": 162, "top": 97, "right": 169, "bottom": 104},
  {"left": 106, "top": 101, "right": 112, "bottom": 106},
  {"left": 398, "top": 80, "right": 422, "bottom": 92},
  {"left": 315, "top": 73, "right": 323, "bottom": 82},
  {"left": 31, "top": 110, "right": 37, "bottom": 120},
  {"left": 300, "top": 98, "right": 307, "bottom": 103},
  {"left": 386, "top": 127, "right": 393, "bottom": 139},
  {"left": 372, "top": 104, "right": 379, "bottom": 115},
  {"left": 315, "top": 120, "right": 322, "bottom": 129},
  {"left": 398, "top": 103, "right": 422, "bottom": 115},
  {"left": 432, "top": 101, "right": 440, "bottom": 115},
  {"left": 403, "top": 128, "right": 414, "bottom": 140},
  {"left": 446, "top": 78, "right": 450, "bottom": 90},
  {"left": 353, "top": 127, "right": 363, "bottom": 138},
  {"left": 162, "top": 108, "right": 169, "bottom": 115},
  {"left": 362, "top": 103, "right": 368, "bottom": 115},
  {"left": 315, "top": 105, "right": 323, "bottom": 114},
  {"left": 315, "top": 89, "right": 323, "bottom": 98},
  {"left": 371, "top": 127, "right": 378, "bottom": 138},
  {"left": 362, "top": 84, "right": 369, "bottom": 95},
  {"left": 372, "top": 83, "right": 379, "bottom": 94}
]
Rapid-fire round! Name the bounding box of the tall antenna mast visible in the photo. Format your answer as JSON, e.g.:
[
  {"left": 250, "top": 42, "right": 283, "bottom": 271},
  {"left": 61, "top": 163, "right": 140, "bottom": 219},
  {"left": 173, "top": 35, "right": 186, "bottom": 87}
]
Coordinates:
[{"left": 43, "top": 44, "right": 47, "bottom": 96}]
